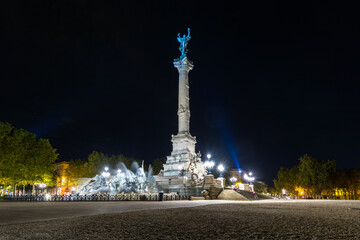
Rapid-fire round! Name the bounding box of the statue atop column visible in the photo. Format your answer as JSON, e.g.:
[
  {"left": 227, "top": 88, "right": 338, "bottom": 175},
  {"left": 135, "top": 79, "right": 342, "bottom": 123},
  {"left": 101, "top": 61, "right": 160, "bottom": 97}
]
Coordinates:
[{"left": 177, "top": 28, "right": 191, "bottom": 60}]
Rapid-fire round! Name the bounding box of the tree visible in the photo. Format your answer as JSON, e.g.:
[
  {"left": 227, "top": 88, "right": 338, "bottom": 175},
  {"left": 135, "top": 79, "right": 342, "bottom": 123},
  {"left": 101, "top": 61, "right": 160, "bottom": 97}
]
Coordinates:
[
  {"left": 298, "top": 154, "right": 336, "bottom": 199},
  {"left": 65, "top": 159, "right": 90, "bottom": 186},
  {"left": 84, "top": 151, "right": 141, "bottom": 177},
  {"left": 334, "top": 169, "right": 360, "bottom": 200},
  {"left": 273, "top": 166, "right": 299, "bottom": 195},
  {"left": 254, "top": 181, "right": 268, "bottom": 194},
  {"left": 151, "top": 158, "right": 166, "bottom": 175},
  {"left": 0, "top": 122, "right": 58, "bottom": 195}
]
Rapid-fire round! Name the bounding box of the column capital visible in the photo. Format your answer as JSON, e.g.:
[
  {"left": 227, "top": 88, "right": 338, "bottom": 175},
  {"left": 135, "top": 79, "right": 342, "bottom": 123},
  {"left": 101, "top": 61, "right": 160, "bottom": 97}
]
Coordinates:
[{"left": 173, "top": 57, "right": 194, "bottom": 72}]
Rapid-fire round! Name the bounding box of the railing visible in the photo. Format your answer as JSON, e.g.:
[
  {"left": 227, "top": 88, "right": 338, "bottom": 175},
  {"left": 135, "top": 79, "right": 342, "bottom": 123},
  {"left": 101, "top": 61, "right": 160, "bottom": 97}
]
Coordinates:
[{"left": 3, "top": 193, "right": 189, "bottom": 201}]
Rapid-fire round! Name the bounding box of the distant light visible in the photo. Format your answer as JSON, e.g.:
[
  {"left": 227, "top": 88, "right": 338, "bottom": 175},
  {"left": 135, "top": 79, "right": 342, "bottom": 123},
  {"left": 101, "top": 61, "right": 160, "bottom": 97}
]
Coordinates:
[
  {"left": 117, "top": 169, "right": 121, "bottom": 174},
  {"left": 238, "top": 169, "right": 242, "bottom": 173},
  {"left": 102, "top": 172, "right": 110, "bottom": 178},
  {"left": 218, "top": 164, "right": 224, "bottom": 172},
  {"left": 282, "top": 189, "right": 286, "bottom": 195},
  {"left": 204, "top": 161, "right": 215, "bottom": 168},
  {"left": 45, "top": 194, "right": 51, "bottom": 201},
  {"left": 249, "top": 172, "right": 253, "bottom": 176},
  {"left": 244, "top": 173, "right": 255, "bottom": 182},
  {"left": 207, "top": 154, "right": 211, "bottom": 159},
  {"left": 230, "top": 177, "right": 237, "bottom": 183},
  {"left": 71, "top": 187, "right": 76, "bottom": 191},
  {"left": 104, "top": 167, "right": 109, "bottom": 171}
]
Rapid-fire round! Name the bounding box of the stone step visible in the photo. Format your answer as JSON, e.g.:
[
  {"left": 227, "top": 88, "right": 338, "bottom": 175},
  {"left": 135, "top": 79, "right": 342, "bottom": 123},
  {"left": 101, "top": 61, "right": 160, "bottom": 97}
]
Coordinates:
[{"left": 217, "top": 189, "right": 247, "bottom": 201}]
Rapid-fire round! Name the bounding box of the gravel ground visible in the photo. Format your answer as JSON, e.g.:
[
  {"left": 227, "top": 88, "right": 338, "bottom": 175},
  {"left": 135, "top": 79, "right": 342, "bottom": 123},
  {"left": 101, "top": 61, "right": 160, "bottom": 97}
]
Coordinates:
[{"left": 0, "top": 200, "right": 359, "bottom": 240}]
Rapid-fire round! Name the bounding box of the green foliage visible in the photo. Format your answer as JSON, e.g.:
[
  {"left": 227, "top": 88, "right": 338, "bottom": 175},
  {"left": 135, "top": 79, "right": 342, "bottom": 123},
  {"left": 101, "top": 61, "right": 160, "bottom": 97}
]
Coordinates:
[
  {"left": 254, "top": 181, "right": 268, "bottom": 194},
  {"left": 273, "top": 166, "right": 299, "bottom": 195},
  {"left": 0, "top": 122, "right": 58, "bottom": 193},
  {"left": 334, "top": 169, "right": 360, "bottom": 200},
  {"left": 298, "top": 154, "right": 336, "bottom": 198},
  {"left": 151, "top": 158, "right": 166, "bottom": 175},
  {"left": 85, "top": 151, "right": 140, "bottom": 177},
  {"left": 65, "top": 159, "right": 90, "bottom": 186},
  {"left": 66, "top": 151, "right": 141, "bottom": 181}
]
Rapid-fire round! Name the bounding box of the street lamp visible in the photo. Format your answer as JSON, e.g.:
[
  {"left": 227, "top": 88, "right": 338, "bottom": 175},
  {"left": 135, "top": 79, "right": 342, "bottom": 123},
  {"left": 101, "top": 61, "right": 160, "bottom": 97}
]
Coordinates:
[
  {"left": 244, "top": 173, "right": 255, "bottom": 184},
  {"left": 102, "top": 167, "right": 110, "bottom": 178},
  {"left": 218, "top": 164, "right": 224, "bottom": 178},
  {"left": 204, "top": 154, "right": 214, "bottom": 175},
  {"left": 204, "top": 160, "right": 215, "bottom": 175},
  {"left": 230, "top": 177, "right": 237, "bottom": 188}
]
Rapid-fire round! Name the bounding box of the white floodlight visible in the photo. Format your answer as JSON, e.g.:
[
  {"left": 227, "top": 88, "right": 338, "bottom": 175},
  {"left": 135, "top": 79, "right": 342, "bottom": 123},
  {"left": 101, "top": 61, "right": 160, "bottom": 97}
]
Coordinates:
[{"left": 218, "top": 164, "right": 224, "bottom": 172}]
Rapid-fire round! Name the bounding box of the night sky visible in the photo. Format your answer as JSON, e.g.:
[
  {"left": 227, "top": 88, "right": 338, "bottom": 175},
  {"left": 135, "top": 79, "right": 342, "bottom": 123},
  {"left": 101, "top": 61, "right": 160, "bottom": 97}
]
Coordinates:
[{"left": 1, "top": 2, "right": 360, "bottom": 184}]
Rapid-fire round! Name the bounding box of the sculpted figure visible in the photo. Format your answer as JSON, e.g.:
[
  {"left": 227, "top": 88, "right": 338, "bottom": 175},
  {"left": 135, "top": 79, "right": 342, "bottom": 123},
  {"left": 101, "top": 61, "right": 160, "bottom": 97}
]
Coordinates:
[{"left": 177, "top": 28, "right": 191, "bottom": 59}]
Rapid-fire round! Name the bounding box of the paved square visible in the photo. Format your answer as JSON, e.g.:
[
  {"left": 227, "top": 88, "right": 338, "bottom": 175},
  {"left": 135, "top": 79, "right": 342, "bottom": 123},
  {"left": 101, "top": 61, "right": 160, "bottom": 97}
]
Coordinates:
[{"left": 1, "top": 200, "right": 359, "bottom": 239}]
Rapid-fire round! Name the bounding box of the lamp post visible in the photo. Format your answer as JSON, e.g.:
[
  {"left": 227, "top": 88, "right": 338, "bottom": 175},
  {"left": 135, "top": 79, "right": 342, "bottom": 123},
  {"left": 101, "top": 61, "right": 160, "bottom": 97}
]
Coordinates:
[
  {"left": 230, "top": 177, "right": 237, "bottom": 189},
  {"left": 244, "top": 173, "right": 255, "bottom": 183},
  {"left": 204, "top": 161, "right": 215, "bottom": 175},
  {"left": 204, "top": 154, "right": 214, "bottom": 175},
  {"left": 218, "top": 164, "right": 224, "bottom": 178}
]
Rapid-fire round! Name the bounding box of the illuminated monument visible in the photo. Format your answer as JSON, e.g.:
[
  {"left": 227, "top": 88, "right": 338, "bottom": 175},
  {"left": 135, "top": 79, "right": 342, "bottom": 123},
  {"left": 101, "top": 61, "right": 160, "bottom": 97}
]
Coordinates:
[{"left": 155, "top": 28, "right": 206, "bottom": 195}]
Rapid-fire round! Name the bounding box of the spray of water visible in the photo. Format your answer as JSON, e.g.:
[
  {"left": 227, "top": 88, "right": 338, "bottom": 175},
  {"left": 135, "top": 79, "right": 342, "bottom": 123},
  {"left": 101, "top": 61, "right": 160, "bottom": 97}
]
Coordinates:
[{"left": 79, "top": 161, "right": 157, "bottom": 195}]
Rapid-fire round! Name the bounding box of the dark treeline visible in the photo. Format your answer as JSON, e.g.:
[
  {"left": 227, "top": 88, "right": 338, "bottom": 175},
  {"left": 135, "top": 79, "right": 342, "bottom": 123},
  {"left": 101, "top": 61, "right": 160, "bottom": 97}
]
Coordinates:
[{"left": 273, "top": 154, "right": 360, "bottom": 200}]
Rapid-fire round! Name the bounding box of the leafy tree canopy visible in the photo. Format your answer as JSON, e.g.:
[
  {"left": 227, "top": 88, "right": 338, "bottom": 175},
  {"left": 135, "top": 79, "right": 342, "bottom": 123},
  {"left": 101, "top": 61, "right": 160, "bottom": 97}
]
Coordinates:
[{"left": 0, "top": 122, "right": 58, "bottom": 188}]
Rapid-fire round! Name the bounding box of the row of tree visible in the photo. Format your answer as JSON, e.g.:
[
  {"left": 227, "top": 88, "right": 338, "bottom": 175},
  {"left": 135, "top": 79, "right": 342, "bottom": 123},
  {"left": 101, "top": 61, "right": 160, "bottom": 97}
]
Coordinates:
[
  {"left": 0, "top": 122, "right": 58, "bottom": 195},
  {"left": 273, "top": 154, "right": 360, "bottom": 199}
]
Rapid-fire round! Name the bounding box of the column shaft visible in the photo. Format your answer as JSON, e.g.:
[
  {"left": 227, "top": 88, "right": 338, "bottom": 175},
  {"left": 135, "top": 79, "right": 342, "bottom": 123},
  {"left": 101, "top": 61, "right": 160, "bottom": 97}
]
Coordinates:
[{"left": 178, "top": 69, "right": 190, "bottom": 133}]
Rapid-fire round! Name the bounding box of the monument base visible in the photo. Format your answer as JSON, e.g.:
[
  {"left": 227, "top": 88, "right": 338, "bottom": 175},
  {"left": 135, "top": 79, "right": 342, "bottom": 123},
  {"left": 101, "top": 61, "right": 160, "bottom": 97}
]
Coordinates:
[{"left": 154, "top": 175, "right": 204, "bottom": 197}]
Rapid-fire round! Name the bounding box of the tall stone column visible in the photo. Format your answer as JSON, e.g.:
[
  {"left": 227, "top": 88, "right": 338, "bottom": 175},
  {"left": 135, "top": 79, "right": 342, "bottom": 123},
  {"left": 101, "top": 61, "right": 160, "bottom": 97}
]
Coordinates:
[
  {"left": 174, "top": 57, "right": 193, "bottom": 134},
  {"left": 161, "top": 57, "right": 197, "bottom": 177},
  {"left": 156, "top": 28, "right": 205, "bottom": 181},
  {"left": 170, "top": 57, "right": 196, "bottom": 158}
]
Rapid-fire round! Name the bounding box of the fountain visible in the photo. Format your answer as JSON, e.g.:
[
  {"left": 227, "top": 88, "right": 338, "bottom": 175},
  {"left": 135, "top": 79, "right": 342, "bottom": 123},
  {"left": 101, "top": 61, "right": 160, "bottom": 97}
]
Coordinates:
[{"left": 79, "top": 161, "right": 157, "bottom": 195}]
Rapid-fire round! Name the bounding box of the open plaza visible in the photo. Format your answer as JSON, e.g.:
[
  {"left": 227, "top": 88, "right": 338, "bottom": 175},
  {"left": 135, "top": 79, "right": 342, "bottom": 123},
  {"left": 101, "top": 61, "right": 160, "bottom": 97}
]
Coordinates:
[
  {"left": 2, "top": 2, "right": 360, "bottom": 239},
  {"left": 0, "top": 199, "right": 359, "bottom": 239}
]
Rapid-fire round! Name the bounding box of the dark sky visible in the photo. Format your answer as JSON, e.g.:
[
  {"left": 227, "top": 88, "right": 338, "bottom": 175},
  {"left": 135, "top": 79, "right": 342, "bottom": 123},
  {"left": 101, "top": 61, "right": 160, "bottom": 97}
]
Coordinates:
[{"left": 1, "top": 1, "right": 360, "bottom": 184}]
